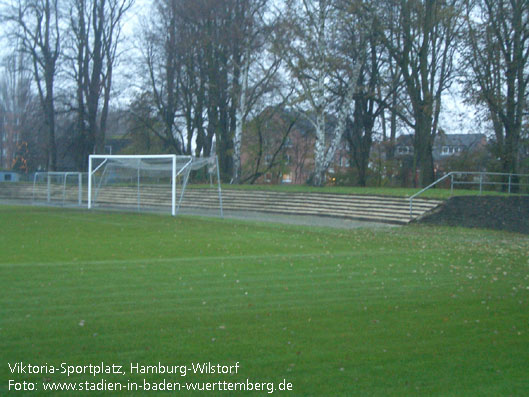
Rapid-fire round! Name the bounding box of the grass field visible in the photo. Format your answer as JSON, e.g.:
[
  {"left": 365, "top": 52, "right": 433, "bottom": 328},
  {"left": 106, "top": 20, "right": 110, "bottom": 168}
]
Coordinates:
[{"left": 1, "top": 205, "right": 528, "bottom": 396}]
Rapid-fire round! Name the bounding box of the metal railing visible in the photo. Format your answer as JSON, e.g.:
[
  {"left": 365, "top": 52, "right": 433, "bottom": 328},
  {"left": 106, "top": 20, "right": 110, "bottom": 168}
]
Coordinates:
[{"left": 409, "top": 171, "right": 529, "bottom": 219}]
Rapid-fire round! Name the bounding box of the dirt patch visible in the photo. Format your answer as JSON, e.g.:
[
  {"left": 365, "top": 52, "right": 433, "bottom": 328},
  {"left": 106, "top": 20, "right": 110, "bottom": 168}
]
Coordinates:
[{"left": 417, "top": 196, "right": 529, "bottom": 234}]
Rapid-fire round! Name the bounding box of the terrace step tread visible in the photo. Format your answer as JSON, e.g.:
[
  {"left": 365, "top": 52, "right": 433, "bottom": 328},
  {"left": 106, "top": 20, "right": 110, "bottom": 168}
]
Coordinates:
[{"left": 1, "top": 183, "right": 443, "bottom": 225}]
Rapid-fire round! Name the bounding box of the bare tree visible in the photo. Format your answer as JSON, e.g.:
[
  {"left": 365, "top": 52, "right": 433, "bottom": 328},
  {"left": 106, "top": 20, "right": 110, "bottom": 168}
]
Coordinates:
[
  {"left": 373, "top": 0, "right": 463, "bottom": 186},
  {"left": 140, "top": 0, "right": 185, "bottom": 154},
  {"left": 276, "top": 0, "right": 366, "bottom": 186},
  {"left": 378, "top": 0, "right": 406, "bottom": 159},
  {"left": 138, "top": 0, "right": 221, "bottom": 157},
  {"left": 341, "top": 5, "right": 391, "bottom": 187},
  {"left": 231, "top": 0, "right": 280, "bottom": 184},
  {"left": 0, "top": 51, "right": 41, "bottom": 170},
  {"left": 462, "top": 0, "right": 529, "bottom": 185},
  {"left": 66, "top": 0, "right": 133, "bottom": 169},
  {"left": 4, "top": 0, "right": 62, "bottom": 171},
  {"left": 136, "top": 0, "right": 281, "bottom": 182}
]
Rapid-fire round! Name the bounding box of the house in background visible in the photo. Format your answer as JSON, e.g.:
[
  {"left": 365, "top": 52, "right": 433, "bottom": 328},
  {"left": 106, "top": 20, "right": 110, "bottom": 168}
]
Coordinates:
[
  {"left": 434, "top": 133, "right": 487, "bottom": 160},
  {"left": 241, "top": 108, "right": 316, "bottom": 184},
  {"left": 242, "top": 107, "right": 492, "bottom": 186},
  {"left": 240, "top": 108, "right": 356, "bottom": 185},
  {"left": 395, "top": 133, "right": 488, "bottom": 166},
  {"left": 0, "top": 171, "right": 20, "bottom": 182}
]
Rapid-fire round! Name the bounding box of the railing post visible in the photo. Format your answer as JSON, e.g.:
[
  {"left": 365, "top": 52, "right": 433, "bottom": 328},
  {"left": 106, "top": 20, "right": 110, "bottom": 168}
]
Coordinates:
[
  {"left": 508, "top": 174, "right": 512, "bottom": 194},
  {"left": 78, "top": 173, "right": 82, "bottom": 206},
  {"left": 171, "top": 155, "right": 176, "bottom": 216},
  {"left": 62, "top": 173, "right": 68, "bottom": 205},
  {"left": 479, "top": 173, "right": 483, "bottom": 195},
  {"left": 450, "top": 174, "right": 454, "bottom": 195},
  {"left": 32, "top": 172, "right": 38, "bottom": 202},
  {"left": 216, "top": 155, "right": 224, "bottom": 218},
  {"left": 137, "top": 159, "right": 141, "bottom": 212},
  {"left": 47, "top": 173, "right": 51, "bottom": 202}
]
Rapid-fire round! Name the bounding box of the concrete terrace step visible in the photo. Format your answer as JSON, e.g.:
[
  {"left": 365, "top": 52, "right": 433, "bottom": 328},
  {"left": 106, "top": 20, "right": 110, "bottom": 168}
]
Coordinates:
[
  {"left": 97, "top": 186, "right": 441, "bottom": 208},
  {"left": 94, "top": 186, "right": 440, "bottom": 206},
  {"left": 0, "top": 183, "right": 443, "bottom": 224},
  {"left": 192, "top": 192, "right": 439, "bottom": 211},
  {"left": 93, "top": 187, "right": 440, "bottom": 224}
]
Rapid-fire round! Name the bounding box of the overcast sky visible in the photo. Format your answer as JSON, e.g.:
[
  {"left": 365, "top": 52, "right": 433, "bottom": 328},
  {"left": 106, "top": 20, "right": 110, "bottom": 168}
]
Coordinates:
[{"left": 0, "top": 0, "right": 485, "bottom": 138}]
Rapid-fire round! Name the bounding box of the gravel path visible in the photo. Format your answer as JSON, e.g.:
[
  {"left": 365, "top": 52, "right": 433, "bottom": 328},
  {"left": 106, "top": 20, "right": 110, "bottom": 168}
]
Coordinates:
[
  {"left": 178, "top": 208, "right": 398, "bottom": 229},
  {"left": 0, "top": 199, "right": 398, "bottom": 230}
]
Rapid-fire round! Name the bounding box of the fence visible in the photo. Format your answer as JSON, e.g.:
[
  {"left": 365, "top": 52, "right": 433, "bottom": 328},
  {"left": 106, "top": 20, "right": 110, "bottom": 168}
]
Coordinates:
[
  {"left": 448, "top": 171, "right": 529, "bottom": 194},
  {"left": 409, "top": 171, "right": 529, "bottom": 218}
]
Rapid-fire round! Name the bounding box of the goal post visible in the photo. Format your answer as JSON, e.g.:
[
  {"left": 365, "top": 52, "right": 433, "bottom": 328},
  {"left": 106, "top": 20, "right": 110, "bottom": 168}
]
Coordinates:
[
  {"left": 87, "top": 154, "right": 223, "bottom": 217},
  {"left": 32, "top": 171, "right": 85, "bottom": 206}
]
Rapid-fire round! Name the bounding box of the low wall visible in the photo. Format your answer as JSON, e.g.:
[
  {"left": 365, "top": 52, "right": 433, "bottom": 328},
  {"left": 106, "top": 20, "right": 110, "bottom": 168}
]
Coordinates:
[{"left": 417, "top": 196, "right": 529, "bottom": 234}]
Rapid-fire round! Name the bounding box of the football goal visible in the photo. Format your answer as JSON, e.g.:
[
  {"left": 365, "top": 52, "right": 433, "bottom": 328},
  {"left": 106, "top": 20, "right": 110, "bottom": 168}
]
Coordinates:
[
  {"left": 87, "top": 154, "right": 223, "bottom": 216},
  {"left": 32, "top": 172, "right": 85, "bottom": 206}
]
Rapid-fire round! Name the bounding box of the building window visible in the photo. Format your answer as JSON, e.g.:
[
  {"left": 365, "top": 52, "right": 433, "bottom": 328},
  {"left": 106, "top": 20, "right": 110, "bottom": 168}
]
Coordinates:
[
  {"left": 441, "top": 145, "right": 466, "bottom": 155},
  {"left": 282, "top": 173, "right": 292, "bottom": 184},
  {"left": 397, "top": 146, "right": 411, "bottom": 155}
]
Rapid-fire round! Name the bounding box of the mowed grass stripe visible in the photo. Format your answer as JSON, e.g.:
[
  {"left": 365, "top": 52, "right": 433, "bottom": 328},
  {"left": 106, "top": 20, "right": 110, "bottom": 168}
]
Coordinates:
[
  {"left": 1, "top": 277, "right": 444, "bottom": 318},
  {"left": 0, "top": 255, "right": 475, "bottom": 307},
  {"left": 1, "top": 255, "right": 518, "bottom": 311},
  {"left": 5, "top": 292, "right": 517, "bottom": 329},
  {"left": 0, "top": 248, "right": 411, "bottom": 267}
]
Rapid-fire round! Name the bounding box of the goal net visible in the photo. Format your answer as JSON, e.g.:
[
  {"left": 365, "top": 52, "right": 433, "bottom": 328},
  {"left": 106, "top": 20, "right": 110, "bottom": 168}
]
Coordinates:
[
  {"left": 88, "top": 155, "right": 223, "bottom": 216},
  {"left": 32, "top": 172, "right": 85, "bottom": 206}
]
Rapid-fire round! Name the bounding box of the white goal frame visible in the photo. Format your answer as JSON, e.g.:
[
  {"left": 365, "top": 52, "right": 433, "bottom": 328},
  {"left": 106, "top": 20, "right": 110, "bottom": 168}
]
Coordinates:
[
  {"left": 87, "top": 154, "right": 223, "bottom": 216},
  {"left": 32, "top": 171, "right": 84, "bottom": 206}
]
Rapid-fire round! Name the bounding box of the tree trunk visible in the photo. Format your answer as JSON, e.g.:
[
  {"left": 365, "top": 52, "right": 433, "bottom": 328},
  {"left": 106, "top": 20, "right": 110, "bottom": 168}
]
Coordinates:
[
  {"left": 414, "top": 114, "right": 435, "bottom": 187},
  {"left": 44, "top": 60, "right": 57, "bottom": 171},
  {"left": 233, "top": 51, "right": 249, "bottom": 184}
]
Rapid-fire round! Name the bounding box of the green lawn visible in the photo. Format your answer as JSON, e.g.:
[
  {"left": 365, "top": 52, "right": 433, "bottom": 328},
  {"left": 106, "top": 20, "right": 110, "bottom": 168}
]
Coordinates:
[{"left": 1, "top": 206, "right": 528, "bottom": 396}]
